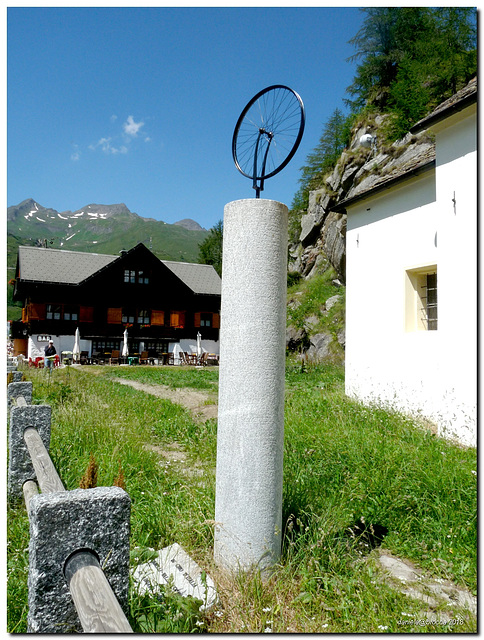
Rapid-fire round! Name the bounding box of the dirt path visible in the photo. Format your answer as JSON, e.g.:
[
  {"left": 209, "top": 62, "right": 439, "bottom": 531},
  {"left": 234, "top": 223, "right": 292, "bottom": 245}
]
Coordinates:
[{"left": 114, "top": 378, "right": 218, "bottom": 422}]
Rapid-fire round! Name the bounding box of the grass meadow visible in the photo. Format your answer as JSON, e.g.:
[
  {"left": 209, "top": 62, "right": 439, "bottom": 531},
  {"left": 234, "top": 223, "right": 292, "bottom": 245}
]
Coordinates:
[{"left": 7, "top": 361, "right": 476, "bottom": 633}]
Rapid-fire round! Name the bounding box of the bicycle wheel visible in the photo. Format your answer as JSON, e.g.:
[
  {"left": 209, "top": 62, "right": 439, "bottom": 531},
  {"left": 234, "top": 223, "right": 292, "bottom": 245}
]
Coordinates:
[{"left": 232, "top": 85, "right": 305, "bottom": 182}]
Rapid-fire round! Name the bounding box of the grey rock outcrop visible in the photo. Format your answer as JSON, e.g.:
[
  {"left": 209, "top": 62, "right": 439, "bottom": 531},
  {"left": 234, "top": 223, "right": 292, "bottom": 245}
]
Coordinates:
[
  {"left": 306, "top": 332, "right": 334, "bottom": 362},
  {"left": 290, "top": 115, "right": 435, "bottom": 283}
]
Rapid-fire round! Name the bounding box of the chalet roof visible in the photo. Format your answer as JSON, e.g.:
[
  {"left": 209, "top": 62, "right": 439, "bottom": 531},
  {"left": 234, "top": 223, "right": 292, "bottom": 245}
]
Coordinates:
[
  {"left": 163, "top": 260, "right": 221, "bottom": 295},
  {"left": 17, "top": 246, "right": 117, "bottom": 284},
  {"left": 410, "top": 77, "right": 477, "bottom": 134},
  {"left": 16, "top": 245, "right": 221, "bottom": 295}
]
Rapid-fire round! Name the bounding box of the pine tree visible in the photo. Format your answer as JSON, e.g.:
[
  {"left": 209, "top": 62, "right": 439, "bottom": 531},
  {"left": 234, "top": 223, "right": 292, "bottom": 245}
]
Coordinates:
[
  {"left": 291, "top": 108, "right": 352, "bottom": 213},
  {"left": 345, "top": 6, "right": 477, "bottom": 136},
  {"left": 198, "top": 220, "right": 223, "bottom": 276}
]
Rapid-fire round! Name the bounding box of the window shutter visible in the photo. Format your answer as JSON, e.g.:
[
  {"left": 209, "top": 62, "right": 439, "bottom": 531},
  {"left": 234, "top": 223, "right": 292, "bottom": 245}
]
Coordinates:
[
  {"left": 107, "top": 307, "right": 122, "bottom": 324},
  {"left": 170, "top": 311, "right": 185, "bottom": 328},
  {"left": 151, "top": 310, "right": 165, "bottom": 326},
  {"left": 194, "top": 312, "right": 201, "bottom": 327},
  {"left": 170, "top": 312, "right": 179, "bottom": 327},
  {"left": 29, "top": 303, "right": 46, "bottom": 320},
  {"left": 212, "top": 313, "right": 220, "bottom": 329},
  {"left": 80, "top": 306, "right": 94, "bottom": 323}
]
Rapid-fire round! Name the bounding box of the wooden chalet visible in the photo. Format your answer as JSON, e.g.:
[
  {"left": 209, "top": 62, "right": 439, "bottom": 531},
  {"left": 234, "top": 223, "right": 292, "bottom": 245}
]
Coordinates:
[{"left": 11, "top": 243, "right": 221, "bottom": 362}]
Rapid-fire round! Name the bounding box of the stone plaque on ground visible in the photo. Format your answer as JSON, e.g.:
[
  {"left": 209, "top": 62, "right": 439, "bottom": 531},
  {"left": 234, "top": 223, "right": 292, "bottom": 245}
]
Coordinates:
[{"left": 132, "top": 543, "right": 218, "bottom": 610}]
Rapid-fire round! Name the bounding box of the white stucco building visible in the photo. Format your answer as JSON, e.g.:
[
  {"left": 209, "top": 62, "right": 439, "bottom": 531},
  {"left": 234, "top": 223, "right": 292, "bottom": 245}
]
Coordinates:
[{"left": 340, "top": 79, "right": 477, "bottom": 446}]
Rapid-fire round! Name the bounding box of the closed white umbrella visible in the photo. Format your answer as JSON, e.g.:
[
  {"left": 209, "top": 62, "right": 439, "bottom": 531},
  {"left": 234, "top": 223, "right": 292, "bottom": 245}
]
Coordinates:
[
  {"left": 72, "top": 328, "right": 81, "bottom": 363},
  {"left": 122, "top": 328, "right": 129, "bottom": 358},
  {"left": 173, "top": 343, "right": 182, "bottom": 365},
  {"left": 196, "top": 332, "right": 202, "bottom": 364}
]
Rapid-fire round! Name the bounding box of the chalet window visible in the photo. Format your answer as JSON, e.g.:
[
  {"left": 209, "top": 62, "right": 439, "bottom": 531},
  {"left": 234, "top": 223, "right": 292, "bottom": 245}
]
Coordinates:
[
  {"left": 124, "top": 269, "right": 149, "bottom": 284},
  {"left": 137, "top": 270, "right": 149, "bottom": 284},
  {"left": 202, "top": 313, "right": 214, "bottom": 327},
  {"left": 45, "top": 304, "right": 79, "bottom": 321},
  {"left": 146, "top": 340, "right": 169, "bottom": 354},
  {"left": 194, "top": 312, "right": 220, "bottom": 329},
  {"left": 137, "top": 309, "right": 150, "bottom": 324},
  {"left": 122, "top": 309, "right": 135, "bottom": 324},
  {"left": 46, "top": 304, "right": 61, "bottom": 320},
  {"left": 170, "top": 311, "right": 186, "bottom": 329},
  {"left": 92, "top": 340, "right": 120, "bottom": 353},
  {"left": 63, "top": 305, "right": 79, "bottom": 321},
  {"left": 405, "top": 266, "right": 438, "bottom": 331}
]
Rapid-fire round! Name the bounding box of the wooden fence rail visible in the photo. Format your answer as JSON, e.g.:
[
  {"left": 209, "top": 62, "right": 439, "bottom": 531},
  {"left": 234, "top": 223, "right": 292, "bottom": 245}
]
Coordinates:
[
  {"left": 64, "top": 551, "right": 133, "bottom": 633},
  {"left": 23, "top": 427, "right": 65, "bottom": 493},
  {"left": 7, "top": 377, "right": 132, "bottom": 634}
]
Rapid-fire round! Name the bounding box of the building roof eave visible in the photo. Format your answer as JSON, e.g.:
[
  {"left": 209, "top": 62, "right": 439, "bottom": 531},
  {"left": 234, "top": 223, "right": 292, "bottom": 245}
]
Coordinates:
[{"left": 334, "top": 159, "right": 435, "bottom": 213}]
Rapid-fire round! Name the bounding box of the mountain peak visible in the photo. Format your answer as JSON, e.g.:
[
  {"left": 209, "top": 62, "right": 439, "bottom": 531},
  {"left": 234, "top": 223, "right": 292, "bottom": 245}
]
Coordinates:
[
  {"left": 72, "top": 203, "right": 137, "bottom": 219},
  {"left": 174, "top": 218, "right": 205, "bottom": 231}
]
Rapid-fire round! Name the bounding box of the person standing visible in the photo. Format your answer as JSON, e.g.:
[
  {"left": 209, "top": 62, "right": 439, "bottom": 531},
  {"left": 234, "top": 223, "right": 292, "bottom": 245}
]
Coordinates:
[{"left": 44, "top": 339, "right": 57, "bottom": 371}]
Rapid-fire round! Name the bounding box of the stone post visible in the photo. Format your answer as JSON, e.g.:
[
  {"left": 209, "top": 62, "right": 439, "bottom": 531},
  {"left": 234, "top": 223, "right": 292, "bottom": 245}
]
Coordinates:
[
  {"left": 27, "top": 487, "right": 131, "bottom": 633},
  {"left": 214, "top": 198, "right": 288, "bottom": 574},
  {"left": 8, "top": 403, "right": 52, "bottom": 502},
  {"left": 7, "top": 380, "right": 32, "bottom": 408}
]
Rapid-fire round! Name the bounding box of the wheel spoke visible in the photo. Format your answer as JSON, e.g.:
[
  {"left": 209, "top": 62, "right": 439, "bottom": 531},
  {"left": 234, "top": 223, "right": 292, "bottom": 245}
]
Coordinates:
[{"left": 233, "top": 85, "right": 305, "bottom": 183}]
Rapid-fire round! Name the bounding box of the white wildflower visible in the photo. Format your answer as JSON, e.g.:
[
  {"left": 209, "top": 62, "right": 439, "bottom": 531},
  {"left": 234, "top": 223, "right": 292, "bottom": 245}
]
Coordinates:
[
  {"left": 378, "top": 625, "right": 388, "bottom": 630},
  {"left": 262, "top": 607, "right": 272, "bottom": 613}
]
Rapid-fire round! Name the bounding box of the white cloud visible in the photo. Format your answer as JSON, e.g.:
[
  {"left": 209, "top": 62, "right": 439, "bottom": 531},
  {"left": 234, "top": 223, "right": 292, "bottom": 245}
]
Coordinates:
[
  {"left": 88, "top": 115, "right": 148, "bottom": 156},
  {"left": 123, "top": 115, "right": 144, "bottom": 137},
  {"left": 70, "top": 143, "right": 80, "bottom": 161},
  {"left": 89, "top": 137, "right": 128, "bottom": 155}
]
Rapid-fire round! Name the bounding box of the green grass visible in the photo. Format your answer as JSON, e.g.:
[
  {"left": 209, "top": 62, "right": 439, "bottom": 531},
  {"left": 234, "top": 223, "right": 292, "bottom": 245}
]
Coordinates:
[
  {"left": 7, "top": 362, "right": 476, "bottom": 633},
  {"left": 287, "top": 269, "right": 346, "bottom": 363},
  {"left": 103, "top": 364, "right": 220, "bottom": 390}
]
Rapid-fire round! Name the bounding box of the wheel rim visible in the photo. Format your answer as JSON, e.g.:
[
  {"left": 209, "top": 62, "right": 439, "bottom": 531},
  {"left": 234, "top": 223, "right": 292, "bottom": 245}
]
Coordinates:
[{"left": 233, "top": 85, "right": 305, "bottom": 182}]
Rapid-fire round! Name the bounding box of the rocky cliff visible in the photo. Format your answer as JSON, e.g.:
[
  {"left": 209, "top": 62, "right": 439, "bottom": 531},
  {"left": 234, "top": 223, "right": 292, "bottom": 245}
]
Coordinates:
[
  {"left": 285, "top": 113, "right": 435, "bottom": 364},
  {"left": 288, "top": 113, "right": 435, "bottom": 283}
]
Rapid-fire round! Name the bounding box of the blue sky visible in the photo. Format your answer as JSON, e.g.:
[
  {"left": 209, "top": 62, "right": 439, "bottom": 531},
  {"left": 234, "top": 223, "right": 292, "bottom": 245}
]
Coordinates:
[{"left": 7, "top": 6, "right": 365, "bottom": 230}]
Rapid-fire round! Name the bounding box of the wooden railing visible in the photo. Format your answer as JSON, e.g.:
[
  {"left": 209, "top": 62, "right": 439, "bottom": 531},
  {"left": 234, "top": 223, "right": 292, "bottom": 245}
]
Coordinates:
[{"left": 7, "top": 372, "right": 132, "bottom": 634}]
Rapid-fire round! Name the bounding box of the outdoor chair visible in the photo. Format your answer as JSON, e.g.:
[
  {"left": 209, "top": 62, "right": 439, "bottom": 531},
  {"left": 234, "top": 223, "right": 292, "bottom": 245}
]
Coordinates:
[
  {"left": 80, "top": 351, "right": 90, "bottom": 365},
  {"left": 139, "top": 351, "right": 150, "bottom": 364},
  {"left": 109, "top": 350, "right": 120, "bottom": 365}
]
